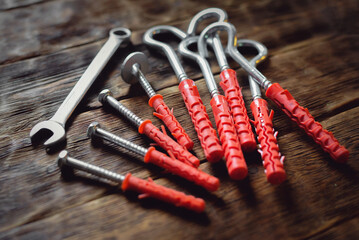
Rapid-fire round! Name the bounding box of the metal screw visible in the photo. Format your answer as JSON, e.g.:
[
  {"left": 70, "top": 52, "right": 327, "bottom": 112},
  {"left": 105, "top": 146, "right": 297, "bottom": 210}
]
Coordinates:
[
  {"left": 133, "top": 64, "right": 156, "bottom": 98},
  {"left": 198, "top": 22, "right": 272, "bottom": 90},
  {"left": 87, "top": 122, "right": 148, "bottom": 156},
  {"left": 98, "top": 89, "right": 143, "bottom": 127},
  {"left": 121, "top": 52, "right": 156, "bottom": 99},
  {"left": 143, "top": 25, "right": 189, "bottom": 82},
  {"left": 211, "top": 35, "right": 230, "bottom": 72},
  {"left": 57, "top": 150, "right": 125, "bottom": 183},
  {"left": 237, "top": 39, "right": 268, "bottom": 100},
  {"left": 178, "top": 36, "right": 220, "bottom": 98}
]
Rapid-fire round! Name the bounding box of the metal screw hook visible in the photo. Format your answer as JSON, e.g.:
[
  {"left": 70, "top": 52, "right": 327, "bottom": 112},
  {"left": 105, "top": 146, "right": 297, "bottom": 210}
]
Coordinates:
[
  {"left": 236, "top": 39, "right": 268, "bottom": 100},
  {"left": 178, "top": 36, "right": 219, "bottom": 98},
  {"left": 188, "top": 8, "right": 229, "bottom": 72},
  {"left": 187, "top": 8, "right": 228, "bottom": 36},
  {"left": 197, "top": 21, "right": 272, "bottom": 90},
  {"left": 143, "top": 25, "right": 188, "bottom": 82},
  {"left": 198, "top": 24, "right": 349, "bottom": 164}
]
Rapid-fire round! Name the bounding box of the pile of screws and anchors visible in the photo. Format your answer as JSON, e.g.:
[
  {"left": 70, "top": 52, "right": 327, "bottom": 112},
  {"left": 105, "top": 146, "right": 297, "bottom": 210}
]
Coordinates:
[{"left": 30, "top": 8, "right": 350, "bottom": 213}]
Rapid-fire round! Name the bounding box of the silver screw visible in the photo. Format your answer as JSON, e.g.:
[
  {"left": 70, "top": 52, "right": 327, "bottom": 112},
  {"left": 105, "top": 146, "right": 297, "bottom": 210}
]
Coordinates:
[
  {"left": 87, "top": 122, "right": 148, "bottom": 156},
  {"left": 57, "top": 150, "right": 125, "bottom": 183},
  {"left": 98, "top": 89, "right": 143, "bottom": 127},
  {"left": 143, "top": 26, "right": 189, "bottom": 83},
  {"left": 133, "top": 64, "right": 156, "bottom": 98},
  {"left": 178, "top": 36, "right": 220, "bottom": 98},
  {"left": 121, "top": 52, "right": 156, "bottom": 98}
]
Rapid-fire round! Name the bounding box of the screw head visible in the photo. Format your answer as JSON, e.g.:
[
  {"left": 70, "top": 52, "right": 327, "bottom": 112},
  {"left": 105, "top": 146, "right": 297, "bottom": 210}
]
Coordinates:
[
  {"left": 57, "top": 150, "right": 68, "bottom": 168},
  {"left": 121, "top": 52, "right": 149, "bottom": 84},
  {"left": 87, "top": 122, "right": 101, "bottom": 140},
  {"left": 98, "top": 89, "right": 112, "bottom": 104},
  {"left": 57, "top": 150, "right": 75, "bottom": 178}
]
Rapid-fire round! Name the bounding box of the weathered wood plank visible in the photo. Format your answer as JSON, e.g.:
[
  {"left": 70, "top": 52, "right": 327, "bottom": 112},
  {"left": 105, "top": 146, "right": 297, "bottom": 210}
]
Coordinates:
[
  {"left": 1, "top": 0, "right": 357, "bottom": 122},
  {"left": 0, "top": 0, "right": 357, "bottom": 65},
  {"left": 1, "top": 106, "right": 358, "bottom": 239},
  {"left": 1, "top": 33, "right": 358, "bottom": 232},
  {"left": 0, "top": 0, "right": 49, "bottom": 11},
  {"left": 1, "top": 33, "right": 358, "bottom": 143},
  {"left": 0, "top": 0, "right": 217, "bottom": 64},
  {"left": 1, "top": 67, "right": 358, "bottom": 234},
  {"left": 1, "top": 0, "right": 359, "bottom": 239},
  {"left": 308, "top": 217, "right": 359, "bottom": 239}
]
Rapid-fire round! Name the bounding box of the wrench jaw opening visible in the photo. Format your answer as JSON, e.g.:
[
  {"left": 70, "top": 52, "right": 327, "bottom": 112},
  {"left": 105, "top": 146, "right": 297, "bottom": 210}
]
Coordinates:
[{"left": 29, "top": 120, "right": 66, "bottom": 148}]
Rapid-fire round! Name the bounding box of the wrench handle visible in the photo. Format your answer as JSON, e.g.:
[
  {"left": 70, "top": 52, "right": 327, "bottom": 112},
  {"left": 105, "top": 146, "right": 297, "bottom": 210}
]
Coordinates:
[
  {"left": 250, "top": 98, "right": 286, "bottom": 184},
  {"left": 179, "top": 79, "right": 224, "bottom": 163},
  {"left": 211, "top": 95, "right": 248, "bottom": 180},
  {"left": 219, "top": 69, "right": 256, "bottom": 152},
  {"left": 144, "top": 147, "right": 220, "bottom": 191},
  {"left": 121, "top": 173, "right": 205, "bottom": 213},
  {"left": 139, "top": 120, "right": 200, "bottom": 168},
  {"left": 51, "top": 31, "right": 129, "bottom": 126},
  {"left": 266, "top": 83, "right": 349, "bottom": 163},
  {"left": 149, "top": 94, "right": 194, "bottom": 150}
]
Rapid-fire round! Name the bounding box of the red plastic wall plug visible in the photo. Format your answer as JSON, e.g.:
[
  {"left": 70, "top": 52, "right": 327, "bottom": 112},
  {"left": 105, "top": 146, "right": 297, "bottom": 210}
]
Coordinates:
[
  {"left": 237, "top": 39, "right": 286, "bottom": 184},
  {"left": 143, "top": 26, "right": 224, "bottom": 163},
  {"left": 121, "top": 52, "right": 194, "bottom": 150},
  {"left": 219, "top": 68, "right": 256, "bottom": 152},
  {"left": 250, "top": 98, "right": 286, "bottom": 184},
  {"left": 178, "top": 79, "right": 224, "bottom": 162},
  {"left": 211, "top": 35, "right": 256, "bottom": 152},
  {"left": 187, "top": 8, "right": 256, "bottom": 153},
  {"left": 179, "top": 36, "right": 248, "bottom": 180},
  {"left": 57, "top": 150, "right": 205, "bottom": 213},
  {"left": 198, "top": 22, "right": 349, "bottom": 163},
  {"left": 266, "top": 83, "right": 349, "bottom": 163},
  {"left": 87, "top": 122, "right": 220, "bottom": 192},
  {"left": 99, "top": 89, "right": 200, "bottom": 168}
]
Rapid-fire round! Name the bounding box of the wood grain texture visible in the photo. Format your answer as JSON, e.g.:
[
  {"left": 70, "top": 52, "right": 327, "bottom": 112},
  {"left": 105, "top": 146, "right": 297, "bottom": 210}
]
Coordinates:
[{"left": 0, "top": 0, "right": 358, "bottom": 239}]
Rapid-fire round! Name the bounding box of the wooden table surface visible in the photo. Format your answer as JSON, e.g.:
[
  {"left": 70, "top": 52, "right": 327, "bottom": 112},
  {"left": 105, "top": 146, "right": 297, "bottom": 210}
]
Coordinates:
[{"left": 1, "top": 0, "right": 358, "bottom": 239}]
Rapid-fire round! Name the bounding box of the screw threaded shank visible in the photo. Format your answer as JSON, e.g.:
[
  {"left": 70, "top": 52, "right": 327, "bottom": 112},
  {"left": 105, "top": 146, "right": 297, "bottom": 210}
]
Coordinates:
[
  {"left": 105, "top": 94, "right": 144, "bottom": 127},
  {"left": 58, "top": 150, "right": 125, "bottom": 182},
  {"left": 94, "top": 126, "right": 148, "bottom": 156},
  {"left": 133, "top": 64, "right": 156, "bottom": 98}
]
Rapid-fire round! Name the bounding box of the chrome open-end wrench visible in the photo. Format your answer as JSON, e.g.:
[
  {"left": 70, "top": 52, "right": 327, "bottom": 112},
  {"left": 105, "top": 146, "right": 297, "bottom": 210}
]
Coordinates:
[{"left": 30, "top": 27, "right": 132, "bottom": 147}]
